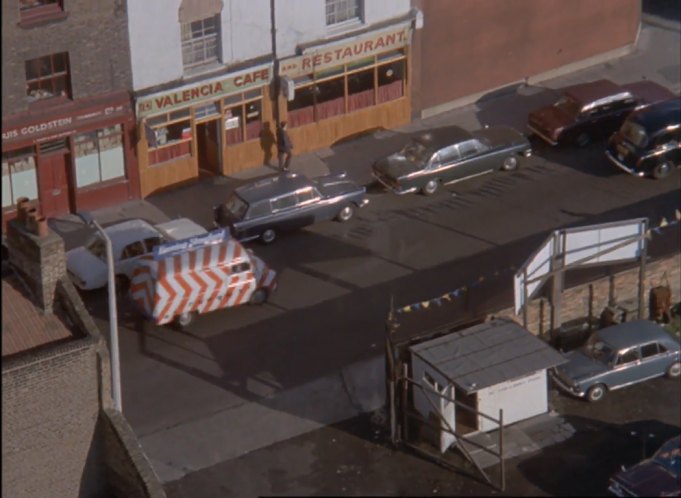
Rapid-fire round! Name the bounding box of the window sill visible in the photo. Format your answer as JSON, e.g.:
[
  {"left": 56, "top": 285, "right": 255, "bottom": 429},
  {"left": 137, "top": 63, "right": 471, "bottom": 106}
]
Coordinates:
[
  {"left": 27, "top": 95, "right": 73, "bottom": 111},
  {"left": 19, "top": 9, "right": 68, "bottom": 28},
  {"left": 326, "top": 18, "right": 364, "bottom": 36}
]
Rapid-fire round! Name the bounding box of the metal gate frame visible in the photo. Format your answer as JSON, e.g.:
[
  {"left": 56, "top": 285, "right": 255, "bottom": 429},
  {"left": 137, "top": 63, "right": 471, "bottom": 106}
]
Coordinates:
[{"left": 386, "top": 325, "right": 506, "bottom": 491}]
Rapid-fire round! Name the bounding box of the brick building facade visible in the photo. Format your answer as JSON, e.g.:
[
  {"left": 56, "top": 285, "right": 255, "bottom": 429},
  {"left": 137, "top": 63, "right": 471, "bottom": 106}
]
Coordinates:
[
  {"left": 1, "top": 0, "right": 140, "bottom": 230},
  {"left": 2, "top": 210, "right": 164, "bottom": 498}
]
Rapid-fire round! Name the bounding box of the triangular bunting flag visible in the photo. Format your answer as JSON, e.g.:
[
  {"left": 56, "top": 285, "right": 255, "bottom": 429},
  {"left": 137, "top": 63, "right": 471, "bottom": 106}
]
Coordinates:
[
  {"left": 675, "top": 209, "right": 681, "bottom": 221},
  {"left": 422, "top": 301, "right": 430, "bottom": 309},
  {"left": 659, "top": 217, "right": 668, "bottom": 228}
]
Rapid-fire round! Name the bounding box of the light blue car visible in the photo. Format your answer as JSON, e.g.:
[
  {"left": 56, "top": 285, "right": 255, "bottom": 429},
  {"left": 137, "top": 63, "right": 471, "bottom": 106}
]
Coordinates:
[{"left": 551, "top": 320, "right": 681, "bottom": 402}]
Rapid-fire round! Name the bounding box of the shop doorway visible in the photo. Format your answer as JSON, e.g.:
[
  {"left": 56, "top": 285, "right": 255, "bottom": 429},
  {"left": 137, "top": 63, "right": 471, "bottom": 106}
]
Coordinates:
[
  {"left": 196, "top": 120, "right": 221, "bottom": 176},
  {"left": 38, "top": 140, "right": 71, "bottom": 217}
]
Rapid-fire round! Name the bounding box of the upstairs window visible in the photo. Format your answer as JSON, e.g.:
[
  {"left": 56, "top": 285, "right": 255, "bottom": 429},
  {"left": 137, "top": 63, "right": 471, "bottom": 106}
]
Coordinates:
[
  {"left": 19, "top": 0, "right": 65, "bottom": 25},
  {"left": 181, "top": 15, "right": 220, "bottom": 71},
  {"left": 325, "top": 0, "right": 362, "bottom": 25},
  {"left": 25, "top": 52, "right": 71, "bottom": 102}
]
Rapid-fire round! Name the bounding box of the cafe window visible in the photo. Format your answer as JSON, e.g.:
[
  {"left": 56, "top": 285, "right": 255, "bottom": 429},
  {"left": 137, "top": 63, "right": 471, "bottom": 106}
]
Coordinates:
[
  {"left": 147, "top": 109, "right": 192, "bottom": 166},
  {"left": 74, "top": 125, "right": 126, "bottom": 188},
  {"left": 223, "top": 90, "right": 263, "bottom": 146},
  {"left": 25, "top": 52, "right": 71, "bottom": 102},
  {"left": 2, "top": 147, "right": 38, "bottom": 209},
  {"left": 286, "top": 50, "right": 406, "bottom": 128}
]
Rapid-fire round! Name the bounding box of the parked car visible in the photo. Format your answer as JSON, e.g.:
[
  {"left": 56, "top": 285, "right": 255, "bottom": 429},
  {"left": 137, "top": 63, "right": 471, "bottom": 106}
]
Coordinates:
[
  {"left": 66, "top": 218, "right": 207, "bottom": 291},
  {"left": 213, "top": 171, "right": 368, "bottom": 244},
  {"left": 551, "top": 320, "right": 681, "bottom": 402},
  {"left": 371, "top": 126, "right": 531, "bottom": 196},
  {"left": 608, "top": 435, "right": 681, "bottom": 497},
  {"left": 528, "top": 79, "right": 675, "bottom": 147},
  {"left": 606, "top": 97, "right": 681, "bottom": 180}
]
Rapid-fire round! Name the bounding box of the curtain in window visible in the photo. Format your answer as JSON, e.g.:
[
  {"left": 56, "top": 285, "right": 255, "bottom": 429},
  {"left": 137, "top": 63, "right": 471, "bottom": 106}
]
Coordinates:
[
  {"left": 377, "top": 80, "right": 403, "bottom": 104},
  {"left": 225, "top": 127, "right": 243, "bottom": 145},
  {"left": 149, "top": 141, "right": 191, "bottom": 165},
  {"left": 245, "top": 120, "right": 262, "bottom": 141},
  {"left": 316, "top": 96, "right": 344, "bottom": 120},
  {"left": 288, "top": 106, "right": 315, "bottom": 128},
  {"left": 348, "top": 88, "right": 374, "bottom": 112}
]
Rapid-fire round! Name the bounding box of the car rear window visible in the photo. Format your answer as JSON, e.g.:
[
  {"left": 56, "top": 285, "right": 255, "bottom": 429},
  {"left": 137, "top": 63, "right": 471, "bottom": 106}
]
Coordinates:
[
  {"left": 224, "top": 193, "right": 249, "bottom": 219},
  {"left": 554, "top": 96, "right": 581, "bottom": 117}
]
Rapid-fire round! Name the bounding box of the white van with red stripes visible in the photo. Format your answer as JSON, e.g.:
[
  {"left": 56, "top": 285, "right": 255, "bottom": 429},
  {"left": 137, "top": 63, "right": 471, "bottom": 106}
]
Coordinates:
[{"left": 129, "top": 229, "right": 276, "bottom": 328}]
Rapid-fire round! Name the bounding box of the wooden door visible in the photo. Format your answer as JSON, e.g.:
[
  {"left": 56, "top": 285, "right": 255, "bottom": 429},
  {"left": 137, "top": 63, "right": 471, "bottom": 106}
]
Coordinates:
[{"left": 39, "top": 149, "right": 71, "bottom": 217}]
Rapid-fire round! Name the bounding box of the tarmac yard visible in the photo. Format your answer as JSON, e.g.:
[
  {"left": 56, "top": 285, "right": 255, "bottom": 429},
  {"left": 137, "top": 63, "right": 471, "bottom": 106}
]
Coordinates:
[{"left": 165, "top": 375, "right": 680, "bottom": 497}]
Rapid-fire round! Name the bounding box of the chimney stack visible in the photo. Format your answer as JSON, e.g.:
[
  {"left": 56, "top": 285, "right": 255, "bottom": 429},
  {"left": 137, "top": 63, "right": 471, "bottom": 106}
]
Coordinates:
[{"left": 6, "top": 201, "right": 66, "bottom": 314}]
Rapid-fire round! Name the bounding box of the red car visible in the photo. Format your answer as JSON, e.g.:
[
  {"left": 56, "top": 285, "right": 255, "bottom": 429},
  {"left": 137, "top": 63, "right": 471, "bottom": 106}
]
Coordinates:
[{"left": 528, "top": 79, "right": 675, "bottom": 147}]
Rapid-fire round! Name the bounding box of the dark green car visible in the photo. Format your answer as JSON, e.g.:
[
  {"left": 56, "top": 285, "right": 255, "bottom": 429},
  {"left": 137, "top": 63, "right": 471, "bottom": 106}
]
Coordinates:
[{"left": 372, "top": 125, "right": 531, "bottom": 195}]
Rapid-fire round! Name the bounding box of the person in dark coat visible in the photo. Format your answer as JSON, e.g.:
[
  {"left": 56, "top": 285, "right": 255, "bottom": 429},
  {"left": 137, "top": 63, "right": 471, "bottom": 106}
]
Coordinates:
[{"left": 276, "top": 121, "right": 293, "bottom": 171}]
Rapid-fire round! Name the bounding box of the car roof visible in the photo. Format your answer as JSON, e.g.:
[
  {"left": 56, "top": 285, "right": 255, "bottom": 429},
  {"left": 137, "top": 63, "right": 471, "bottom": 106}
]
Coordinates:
[
  {"left": 628, "top": 97, "right": 681, "bottom": 132},
  {"left": 414, "top": 126, "right": 473, "bottom": 151},
  {"left": 597, "top": 319, "right": 679, "bottom": 350},
  {"left": 102, "top": 219, "right": 160, "bottom": 255},
  {"left": 235, "top": 172, "right": 312, "bottom": 204},
  {"left": 563, "top": 79, "right": 630, "bottom": 106}
]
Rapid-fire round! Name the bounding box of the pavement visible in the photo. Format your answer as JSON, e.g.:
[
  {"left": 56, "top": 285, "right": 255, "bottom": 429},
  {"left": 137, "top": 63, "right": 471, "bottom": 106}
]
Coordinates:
[{"left": 47, "top": 12, "right": 681, "bottom": 489}]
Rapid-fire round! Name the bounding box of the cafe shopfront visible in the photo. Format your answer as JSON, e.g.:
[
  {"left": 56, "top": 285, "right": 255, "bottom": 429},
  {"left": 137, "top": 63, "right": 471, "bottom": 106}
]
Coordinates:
[
  {"left": 1, "top": 90, "right": 138, "bottom": 230},
  {"left": 135, "top": 63, "right": 273, "bottom": 197},
  {"left": 278, "top": 22, "right": 413, "bottom": 155}
]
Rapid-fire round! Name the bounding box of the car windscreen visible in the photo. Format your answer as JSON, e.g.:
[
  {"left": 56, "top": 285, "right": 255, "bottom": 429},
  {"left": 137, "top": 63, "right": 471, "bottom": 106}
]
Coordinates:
[
  {"left": 554, "top": 96, "right": 581, "bottom": 117},
  {"left": 85, "top": 234, "right": 106, "bottom": 261},
  {"left": 223, "top": 193, "right": 249, "bottom": 220},
  {"left": 619, "top": 120, "right": 649, "bottom": 148},
  {"left": 583, "top": 333, "right": 615, "bottom": 363},
  {"left": 652, "top": 438, "right": 681, "bottom": 476},
  {"left": 399, "top": 141, "right": 429, "bottom": 163}
]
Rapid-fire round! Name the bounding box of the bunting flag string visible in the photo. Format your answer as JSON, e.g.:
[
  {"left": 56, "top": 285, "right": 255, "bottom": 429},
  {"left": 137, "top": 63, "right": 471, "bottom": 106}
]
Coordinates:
[{"left": 394, "top": 211, "right": 681, "bottom": 315}]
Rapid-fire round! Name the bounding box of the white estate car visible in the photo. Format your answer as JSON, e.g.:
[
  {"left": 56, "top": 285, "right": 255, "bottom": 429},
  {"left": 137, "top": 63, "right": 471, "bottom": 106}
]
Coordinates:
[{"left": 66, "top": 218, "right": 207, "bottom": 291}]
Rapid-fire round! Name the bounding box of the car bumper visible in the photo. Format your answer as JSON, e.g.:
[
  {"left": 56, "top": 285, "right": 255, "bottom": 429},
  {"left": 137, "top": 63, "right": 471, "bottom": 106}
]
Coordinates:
[
  {"left": 550, "top": 371, "right": 586, "bottom": 398},
  {"left": 358, "top": 198, "right": 370, "bottom": 208},
  {"left": 605, "top": 150, "right": 646, "bottom": 178},
  {"left": 372, "top": 173, "right": 417, "bottom": 195},
  {"left": 527, "top": 125, "right": 558, "bottom": 146}
]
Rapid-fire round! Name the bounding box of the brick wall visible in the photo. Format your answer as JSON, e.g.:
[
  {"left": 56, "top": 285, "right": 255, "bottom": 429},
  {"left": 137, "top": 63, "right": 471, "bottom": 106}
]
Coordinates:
[
  {"left": 1, "top": 0, "right": 132, "bottom": 116},
  {"left": 489, "top": 253, "right": 681, "bottom": 337},
  {"left": 1, "top": 338, "right": 105, "bottom": 498}
]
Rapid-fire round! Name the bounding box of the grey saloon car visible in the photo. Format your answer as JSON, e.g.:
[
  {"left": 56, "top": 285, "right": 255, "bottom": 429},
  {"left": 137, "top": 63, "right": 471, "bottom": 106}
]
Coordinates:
[
  {"left": 213, "top": 171, "right": 368, "bottom": 244},
  {"left": 551, "top": 320, "right": 681, "bottom": 402},
  {"left": 372, "top": 125, "right": 531, "bottom": 196}
]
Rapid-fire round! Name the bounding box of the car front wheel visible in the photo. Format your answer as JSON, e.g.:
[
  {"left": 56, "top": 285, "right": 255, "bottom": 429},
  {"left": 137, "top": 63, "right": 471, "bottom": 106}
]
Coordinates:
[
  {"left": 502, "top": 156, "right": 518, "bottom": 171},
  {"left": 260, "top": 229, "right": 276, "bottom": 244},
  {"left": 586, "top": 384, "right": 606, "bottom": 402},
  {"left": 667, "top": 362, "right": 681, "bottom": 378},
  {"left": 421, "top": 179, "right": 439, "bottom": 196},
  {"left": 653, "top": 161, "right": 672, "bottom": 180},
  {"left": 336, "top": 204, "right": 355, "bottom": 222}
]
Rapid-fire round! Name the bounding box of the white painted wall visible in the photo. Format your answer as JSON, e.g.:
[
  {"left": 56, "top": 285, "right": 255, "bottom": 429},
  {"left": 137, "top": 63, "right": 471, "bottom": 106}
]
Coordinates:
[
  {"left": 477, "top": 370, "right": 548, "bottom": 432},
  {"left": 128, "top": 0, "right": 411, "bottom": 91},
  {"left": 274, "top": 0, "right": 411, "bottom": 57},
  {"left": 412, "top": 357, "right": 456, "bottom": 453}
]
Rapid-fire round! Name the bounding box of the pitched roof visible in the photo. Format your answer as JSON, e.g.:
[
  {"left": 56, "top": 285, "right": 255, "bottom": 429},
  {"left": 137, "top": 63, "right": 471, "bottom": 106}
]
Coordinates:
[
  {"left": 1, "top": 267, "right": 77, "bottom": 358},
  {"left": 409, "top": 319, "right": 566, "bottom": 394}
]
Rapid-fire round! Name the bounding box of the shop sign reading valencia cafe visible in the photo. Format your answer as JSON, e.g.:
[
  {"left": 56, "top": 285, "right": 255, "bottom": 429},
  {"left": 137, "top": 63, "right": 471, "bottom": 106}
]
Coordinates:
[{"left": 136, "top": 64, "right": 272, "bottom": 118}]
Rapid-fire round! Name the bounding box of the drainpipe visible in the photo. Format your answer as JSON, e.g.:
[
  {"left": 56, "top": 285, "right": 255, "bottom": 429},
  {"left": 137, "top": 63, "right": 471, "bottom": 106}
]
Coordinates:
[{"left": 270, "top": 0, "right": 280, "bottom": 127}]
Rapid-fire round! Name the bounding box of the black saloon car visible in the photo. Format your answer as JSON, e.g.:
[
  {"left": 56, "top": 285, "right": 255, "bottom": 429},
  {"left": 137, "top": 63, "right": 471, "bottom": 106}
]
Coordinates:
[
  {"left": 372, "top": 126, "right": 531, "bottom": 195},
  {"left": 528, "top": 79, "right": 675, "bottom": 147},
  {"left": 608, "top": 435, "right": 680, "bottom": 497},
  {"left": 606, "top": 97, "right": 680, "bottom": 180},
  {"left": 214, "top": 171, "right": 368, "bottom": 244}
]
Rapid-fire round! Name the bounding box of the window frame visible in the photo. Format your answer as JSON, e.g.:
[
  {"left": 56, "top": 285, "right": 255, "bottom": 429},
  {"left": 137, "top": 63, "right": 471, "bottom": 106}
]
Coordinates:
[
  {"left": 19, "top": 0, "right": 66, "bottom": 26},
  {"left": 2, "top": 146, "right": 39, "bottom": 210},
  {"left": 223, "top": 89, "right": 264, "bottom": 146},
  {"left": 73, "top": 125, "right": 127, "bottom": 189},
  {"left": 25, "top": 52, "right": 71, "bottom": 102},
  {"left": 325, "top": 0, "right": 363, "bottom": 26},
  {"left": 181, "top": 15, "right": 221, "bottom": 72}
]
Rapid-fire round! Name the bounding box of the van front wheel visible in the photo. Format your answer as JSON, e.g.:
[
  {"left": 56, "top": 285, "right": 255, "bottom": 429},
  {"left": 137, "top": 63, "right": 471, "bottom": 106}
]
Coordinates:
[{"left": 249, "top": 288, "right": 268, "bottom": 305}]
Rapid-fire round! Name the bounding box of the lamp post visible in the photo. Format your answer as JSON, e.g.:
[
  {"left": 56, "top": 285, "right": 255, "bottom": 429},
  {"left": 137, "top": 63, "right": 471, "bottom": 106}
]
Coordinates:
[{"left": 91, "top": 220, "right": 122, "bottom": 412}]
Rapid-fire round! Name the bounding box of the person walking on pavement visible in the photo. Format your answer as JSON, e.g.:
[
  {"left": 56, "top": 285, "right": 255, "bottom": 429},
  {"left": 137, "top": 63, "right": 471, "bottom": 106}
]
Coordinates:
[{"left": 276, "top": 121, "right": 293, "bottom": 171}]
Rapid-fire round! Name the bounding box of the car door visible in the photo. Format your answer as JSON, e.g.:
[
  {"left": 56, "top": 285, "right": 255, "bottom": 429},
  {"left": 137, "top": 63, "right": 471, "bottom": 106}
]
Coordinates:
[
  {"left": 431, "top": 144, "right": 462, "bottom": 183},
  {"left": 270, "top": 192, "right": 306, "bottom": 232},
  {"left": 638, "top": 342, "right": 669, "bottom": 379},
  {"left": 610, "top": 347, "right": 643, "bottom": 387},
  {"left": 454, "top": 139, "right": 490, "bottom": 179},
  {"left": 118, "top": 240, "right": 147, "bottom": 278}
]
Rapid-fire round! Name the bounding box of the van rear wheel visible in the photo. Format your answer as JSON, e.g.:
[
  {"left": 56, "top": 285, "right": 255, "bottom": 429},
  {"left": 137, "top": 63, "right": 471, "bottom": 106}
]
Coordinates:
[{"left": 249, "top": 288, "right": 268, "bottom": 305}]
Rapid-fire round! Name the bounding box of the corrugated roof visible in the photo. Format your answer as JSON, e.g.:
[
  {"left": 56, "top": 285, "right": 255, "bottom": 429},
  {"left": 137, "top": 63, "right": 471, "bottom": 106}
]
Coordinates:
[
  {"left": 1, "top": 270, "right": 76, "bottom": 358},
  {"left": 409, "top": 319, "right": 567, "bottom": 394}
]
